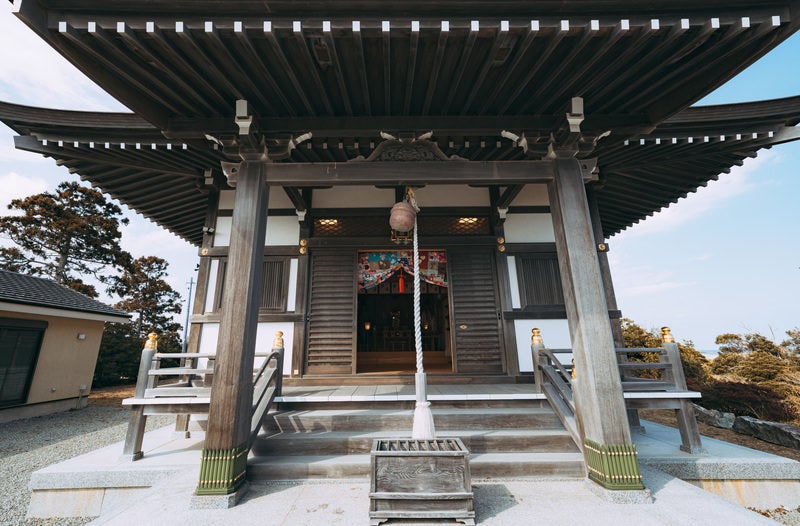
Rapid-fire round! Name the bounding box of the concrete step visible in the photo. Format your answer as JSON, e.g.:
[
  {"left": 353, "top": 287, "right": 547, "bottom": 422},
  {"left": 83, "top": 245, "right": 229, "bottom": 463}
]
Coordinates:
[
  {"left": 247, "top": 452, "right": 585, "bottom": 481},
  {"left": 263, "top": 407, "right": 563, "bottom": 433},
  {"left": 275, "top": 399, "right": 547, "bottom": 411},
  {"left": 251, "top": 428, "right": 580, "bottom": 456}
]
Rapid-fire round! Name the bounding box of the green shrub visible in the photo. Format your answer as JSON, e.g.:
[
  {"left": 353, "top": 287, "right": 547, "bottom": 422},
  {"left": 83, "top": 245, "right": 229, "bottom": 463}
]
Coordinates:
[
  {"left": 735, "top": 351, "right": 787, "bottom": 383},
  {"left": 709, "top": 352, "right": 744, "bottom": 375},
  {"left": 678, "top": 342, "right": 710, "bottom": 384},
  {"left": 698, "top": 380, "right": 797, "bottom": 422}
]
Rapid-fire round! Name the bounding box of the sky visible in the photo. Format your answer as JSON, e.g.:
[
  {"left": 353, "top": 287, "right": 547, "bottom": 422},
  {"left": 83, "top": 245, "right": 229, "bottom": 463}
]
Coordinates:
[{"left": 0, "top": 5, "right": 798, "bottom": 350}]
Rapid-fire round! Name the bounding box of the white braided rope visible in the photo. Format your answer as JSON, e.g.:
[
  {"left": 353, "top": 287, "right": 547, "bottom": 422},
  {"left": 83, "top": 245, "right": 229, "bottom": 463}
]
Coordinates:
[{"left": 413, "top": 217, "right": 423, "bottom": 375}]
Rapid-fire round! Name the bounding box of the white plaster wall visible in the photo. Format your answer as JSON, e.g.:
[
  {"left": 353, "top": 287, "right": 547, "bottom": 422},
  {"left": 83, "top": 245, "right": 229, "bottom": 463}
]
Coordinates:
[
  {"left": 255, "top": 322, "right": 295, "bottom": 375},
  {"left": 504, "top": 214, "right": 555, "bottom": 243},
  {"left": 511, "top": 184, "right": 549, "bottom": 206},
  {"left": 214, "top": 215, "right": 299, "bottom": 247},
  {"left": 506, "top": 256, "right": 521, "bottom": 309},
  {"left": 287, "top": 259, "right": 298, "bottom": 311},
  {"left": 413, "top": 185, "right": 489, "bottom": 207},
  {"left": 266, "top": 216, "right": 300, "bottom": 246},
  {"left": 313, "top": 186, "right": 395, "bottom": 208},
  {"left": 213, "top": 216, "right": 232, "bottom": 246},
  {"left": 197, "top": 323, "right": 219, "bottom": 369},
  {"left": 218, "top": 190, "right": 235, "bottom": 210},
  {"left": 204, "top": 259, "right": 220, "bottom": 314},
  {"left": 514, "top": 319, "right": 571, "bottom": 372},
  {"left": 268, "top": 189, "right": 294, "bottom": 209},
  {"left": 218, "top": 189, "right": 294, "bottom": 210},
  {"left": 197, "top": 321, "right": 294, "bottom": 375}
]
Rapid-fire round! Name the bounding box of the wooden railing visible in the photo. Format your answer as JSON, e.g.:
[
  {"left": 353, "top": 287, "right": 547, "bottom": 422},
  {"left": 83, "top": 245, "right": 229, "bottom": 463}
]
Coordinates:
[
  {"left": 531, "top": 342, "right": 580, "bottom": 447},
  {"left": 122, "top": 332, "right": 284, "bottom": 460},
  {"left": 531, "top": 327, "right": 705, "bottom": 454}
]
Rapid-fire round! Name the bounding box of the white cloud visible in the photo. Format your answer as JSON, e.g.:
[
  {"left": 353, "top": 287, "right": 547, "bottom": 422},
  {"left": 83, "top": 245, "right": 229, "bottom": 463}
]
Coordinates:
[
  {"left": 0, "top": 3, "right": 126, "bottom": 111},
  {"left": 0, "top": 170, "right": 48, "bottom": 208},
  {"left": 608, "top": 258, "right": 689, "bottom": 298}
]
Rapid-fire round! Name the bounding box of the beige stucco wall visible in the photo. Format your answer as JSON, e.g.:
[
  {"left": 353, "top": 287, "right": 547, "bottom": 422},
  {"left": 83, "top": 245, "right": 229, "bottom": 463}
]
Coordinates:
[{"left": 1, "top": 310, "right": 105, "bottom": 405}]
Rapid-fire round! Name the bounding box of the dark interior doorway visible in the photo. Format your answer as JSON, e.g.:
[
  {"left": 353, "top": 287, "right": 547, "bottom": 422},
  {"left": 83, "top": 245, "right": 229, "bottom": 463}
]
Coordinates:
[{"left": 357, "top": 271, "right": 451, "bottom": 374}]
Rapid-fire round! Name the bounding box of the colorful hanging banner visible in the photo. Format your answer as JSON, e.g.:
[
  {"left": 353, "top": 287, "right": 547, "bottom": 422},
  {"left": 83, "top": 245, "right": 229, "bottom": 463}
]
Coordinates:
[{"left": 358, "top": 250, "right": 448, "bottom": 291}]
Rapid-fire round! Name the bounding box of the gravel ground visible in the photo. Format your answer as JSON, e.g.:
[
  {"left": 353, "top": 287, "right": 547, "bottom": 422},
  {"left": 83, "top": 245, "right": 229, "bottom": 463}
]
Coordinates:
[{"left": 0, "top": 404, "right": 170, "bottom": 526}]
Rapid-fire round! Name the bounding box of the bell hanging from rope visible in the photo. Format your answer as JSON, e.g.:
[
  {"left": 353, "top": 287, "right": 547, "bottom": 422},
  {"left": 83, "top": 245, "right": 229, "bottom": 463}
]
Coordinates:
[{"left": 389, "top": 200, "right": 417, "bottom": 233}]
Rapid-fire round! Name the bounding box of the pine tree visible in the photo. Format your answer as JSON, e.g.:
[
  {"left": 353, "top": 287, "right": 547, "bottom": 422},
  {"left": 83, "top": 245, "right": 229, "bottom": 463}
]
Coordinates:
[
  {"left": 94, "top": 256, "right": 184, "bottom": 386},
  {"left": 0, "top": 181, "right": 130, "bottom": 297}
]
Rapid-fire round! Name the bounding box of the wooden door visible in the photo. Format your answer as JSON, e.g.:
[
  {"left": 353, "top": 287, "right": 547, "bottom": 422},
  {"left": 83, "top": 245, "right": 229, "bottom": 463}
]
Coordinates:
[
  {"left": 448, "top": 247, "right": 506, "bottom": 374},
  {"left": 305, "top": 250, "right": 356, "bottom": 374}
]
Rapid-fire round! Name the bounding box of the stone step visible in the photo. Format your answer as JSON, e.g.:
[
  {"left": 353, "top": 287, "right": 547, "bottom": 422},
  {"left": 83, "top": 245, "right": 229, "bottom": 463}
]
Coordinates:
[
  {"left": 264, "top": 407, "right": 563, "bottom": 433},
  {"left": 247, "top": 452, "right": 586, "bottom": 480},
  {"left": 251, "top": 428, "right": 579, "bottom": 456}
]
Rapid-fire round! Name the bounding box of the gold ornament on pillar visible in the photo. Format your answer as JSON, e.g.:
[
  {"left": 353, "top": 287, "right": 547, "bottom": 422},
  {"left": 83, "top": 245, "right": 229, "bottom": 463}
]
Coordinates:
[
  {"left": 144, "top": 332, "right": 158, "bottom": 350},
  {"left": 660, "top": 326, "right": 675, "bottom": 344},
  {"left": 531, "top": 328, "right": 543, "bottom": 346}
]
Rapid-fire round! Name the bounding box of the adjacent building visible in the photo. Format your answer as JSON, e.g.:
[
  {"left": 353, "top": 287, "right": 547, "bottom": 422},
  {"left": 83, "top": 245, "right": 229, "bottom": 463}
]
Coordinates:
[{"left": 0, "top": 270, "right": 129, "bottom": 423}]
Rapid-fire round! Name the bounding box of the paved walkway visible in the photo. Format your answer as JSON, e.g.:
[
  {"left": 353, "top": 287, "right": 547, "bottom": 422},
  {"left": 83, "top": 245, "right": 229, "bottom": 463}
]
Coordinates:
[{"left": 87, "top": 468, "right": 777, "bottom": 526}]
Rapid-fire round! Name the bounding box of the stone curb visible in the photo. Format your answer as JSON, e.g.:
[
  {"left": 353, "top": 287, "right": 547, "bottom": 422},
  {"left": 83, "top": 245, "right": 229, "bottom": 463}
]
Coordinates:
[{"left": 732, "top": 416, "right": 800, "bottom": 450}]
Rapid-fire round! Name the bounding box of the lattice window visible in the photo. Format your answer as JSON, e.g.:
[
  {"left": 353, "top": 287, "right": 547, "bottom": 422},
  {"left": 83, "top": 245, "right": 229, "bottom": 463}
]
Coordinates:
[
  {"left": 516, "top": 253, "right": 565, "bottom": 307},
  {"left": 213, "top": 257, "right": 290, "bottom": 312},
  {"left": 313, "top": 215, "right": 490, "bottom": 237}
]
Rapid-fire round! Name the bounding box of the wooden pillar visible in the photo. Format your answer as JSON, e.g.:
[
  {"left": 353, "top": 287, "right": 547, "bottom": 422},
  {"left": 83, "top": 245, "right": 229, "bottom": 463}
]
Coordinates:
[
  {"left": 196, "top": 157, "right": 269, "bottom": 496},
  {"left": 548, "top": 157, "right": 643, "bottom": 491},
  {"left": 586, "top": 187, "right": 645, "bottom": 432},
  {"left": 586, "top": 188, "right": 624, "bottom": 348}
]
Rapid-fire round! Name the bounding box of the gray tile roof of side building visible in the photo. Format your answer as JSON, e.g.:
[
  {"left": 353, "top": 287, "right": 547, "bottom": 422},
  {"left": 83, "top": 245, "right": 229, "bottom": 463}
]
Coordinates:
[{"left": 0, "top": 270, "right": 130, "bottom": 319}]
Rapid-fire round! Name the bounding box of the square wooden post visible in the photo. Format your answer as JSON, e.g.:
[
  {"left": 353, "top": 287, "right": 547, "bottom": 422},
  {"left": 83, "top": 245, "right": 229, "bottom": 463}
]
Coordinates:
[
  {"left": 548, "top": 157, "right": 643, "bottom": 490},
  {"left": 196, "top": 157, "right": 269, "bottom": 496}
]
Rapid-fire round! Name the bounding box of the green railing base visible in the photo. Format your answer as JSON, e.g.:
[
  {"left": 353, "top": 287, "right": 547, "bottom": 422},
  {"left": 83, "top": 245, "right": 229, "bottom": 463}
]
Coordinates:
[
  {"left": 584, "top": 438, "right": 645, "bottom": 491},
  {"left": 196, "top": 443, "right": 249, "bottom": 496}
]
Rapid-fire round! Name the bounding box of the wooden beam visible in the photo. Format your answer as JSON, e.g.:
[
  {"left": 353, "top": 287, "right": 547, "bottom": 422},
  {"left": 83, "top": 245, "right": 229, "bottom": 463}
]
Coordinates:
[
  {"left": 478, "top": 26, "right": 537, "bottom": 115},
  {"left": 261, "top": 160, "right": 555, "bottom": 186},
  {"left": 382, "top": 25, "right": 392, "bottom": 114},
  {"left": 403, "top": 25, "right": 420, "bottom": 115},
  {"left": 141, "top": 25, "right": 229, "bottom": 112},
  {"left": 264, "top": 31, "right": 316, "bottom": 115},
  {"left": 283, "top": 187, "right": 307, "bottom": 211},
  {"left": 461, "top": 25, "right": 508, "bottom": 114},
  {"left": 441, "top": 25, "right": 477, "bottom": 114},
  {"left": 164, "top": 114, "right": 649, "bottom": 138},
  {"left": 233, "top": 29, "right": 297, "bottom": 116},
  {"left": 352, "top": 25, "right": 372, "bottom": 115},
  {"left": 498, "top": 30, "right": 566, "bottom": 114},
  {"left": 422, "top": 25, "right": 449, "bottom": 115},
  {"left": 203, "top": 28, "right": 276, "bottom": 114},
  {"left": 496, "top": 184, "right": 524, "bottom": 209},
  {"left": 324, "top": 30, "right": 353, "bottom": 116},
  {"left": 293, "top": 26, "right": 335, "bottom": 115}
]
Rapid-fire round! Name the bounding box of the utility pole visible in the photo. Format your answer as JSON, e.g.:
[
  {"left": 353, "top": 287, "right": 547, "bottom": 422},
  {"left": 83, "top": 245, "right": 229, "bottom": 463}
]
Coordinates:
[{"left": 181, "top": 276, "right": 195, "bottom": 353}]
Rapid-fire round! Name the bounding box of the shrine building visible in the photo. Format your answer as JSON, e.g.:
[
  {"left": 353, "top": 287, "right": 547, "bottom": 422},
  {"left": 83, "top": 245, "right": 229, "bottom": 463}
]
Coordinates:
[{"left": 2, "top": 0, "right": 800, "bottom": 507}]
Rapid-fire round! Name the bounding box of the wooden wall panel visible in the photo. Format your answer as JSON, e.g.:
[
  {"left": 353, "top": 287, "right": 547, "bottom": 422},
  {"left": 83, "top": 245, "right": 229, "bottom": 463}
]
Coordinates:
[
  {"left": 305, "top": 250, "right": 356, "bottom": 374},
  {"left": 448, "top": 248, "right": 505, "bottom": 374}
]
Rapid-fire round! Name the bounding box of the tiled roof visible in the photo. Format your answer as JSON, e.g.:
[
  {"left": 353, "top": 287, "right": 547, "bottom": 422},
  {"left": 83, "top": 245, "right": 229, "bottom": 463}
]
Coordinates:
[{"left": 0, "top": 270, "right": 129, "bottom": 319}]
